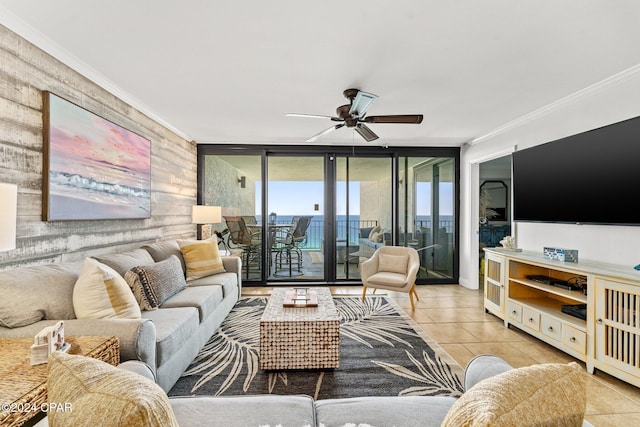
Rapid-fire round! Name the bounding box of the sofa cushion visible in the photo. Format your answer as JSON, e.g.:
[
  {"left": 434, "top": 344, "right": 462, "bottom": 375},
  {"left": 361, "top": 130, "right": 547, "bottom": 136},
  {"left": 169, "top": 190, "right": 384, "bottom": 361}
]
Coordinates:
[
  {"left": 366, "top": 271, "right": 408, "bottom": 287},
  {"left": 141, "top": 240, "right": 186, "bottom": 274},
  {"left": 378, "top": 252, "right": 408, "bottom": 274},
  {"left": 441, "top": 362, "right": 587, "bottom": 427},
  {"left": 188, "top": 271, "right": 238, "bottom": 294},
  {"left": 142, "top": 307, "right": 199, "bottom": 366},
  {"left": 73, "top": 258, "right": 141, "bottom": 320},
  {"left": 47, "top": 352, "right": 178, "bottom": 427},
  {"left": 0, "top": 262, "right": 81, "bottom": 328},
  {"left": 177, "top": 238, "right": 226, "bottom": 281},
  {"left": 368, "top": 225, "right": 381, "bottom": 240},
  {"left": 93, "top": 248, "right": 155, "bottom": 277},
  {"left": 125, "top": 255, "right": 187, "bottom": 311},
  {"left": 170, "top": 395, "right": 316, "bottom": 427},
  {"left": 161, "top": 285, "right": 223, "bottom": 323},
  {"left": 315, "top": 396, "right": 456, "bottom": 427}
]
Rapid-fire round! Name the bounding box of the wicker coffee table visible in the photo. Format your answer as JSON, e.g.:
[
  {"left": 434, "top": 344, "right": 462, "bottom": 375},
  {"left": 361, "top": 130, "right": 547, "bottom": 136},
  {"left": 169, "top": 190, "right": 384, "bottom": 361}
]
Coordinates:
[
  {"left": 0, "top": 336, "right": 119, "bottom": 427},
  {"left": 259, "top": 287, "right": 340, "bottom": 370}
]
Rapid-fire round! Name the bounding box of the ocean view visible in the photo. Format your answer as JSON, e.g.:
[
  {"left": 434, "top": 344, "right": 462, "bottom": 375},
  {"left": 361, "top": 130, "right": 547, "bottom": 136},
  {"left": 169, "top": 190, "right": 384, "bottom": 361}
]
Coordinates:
[{"left": 255, "top": 214, "right": 453, "bottom": 250}]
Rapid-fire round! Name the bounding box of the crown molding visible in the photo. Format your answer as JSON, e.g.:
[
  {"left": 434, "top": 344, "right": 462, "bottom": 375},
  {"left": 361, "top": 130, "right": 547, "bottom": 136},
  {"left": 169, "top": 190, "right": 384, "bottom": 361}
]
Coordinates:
[
  {"left": 0, "top": 6, "right": 192, "bottom": 141},
  {"left": 468, "top": 62, "right": 640, "bottom": 146}
]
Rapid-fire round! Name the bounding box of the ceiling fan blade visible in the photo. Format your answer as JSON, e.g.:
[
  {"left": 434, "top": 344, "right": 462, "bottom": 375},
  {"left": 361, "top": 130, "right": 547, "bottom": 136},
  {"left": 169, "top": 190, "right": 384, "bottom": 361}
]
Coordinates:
[
  {"left": 363, "top": 114, "right": 424, "bottom": 124},
  {"left": 348, "top": 91, "right": 378, "bottom": 117},
  {"left": 286, "top": 113, "right": 342, "bottom": 121},
  {"left": 355, "top": 123, "right": 379, "bottom": 142},
  {"left": 306, "top": 123, "right": 345, "bottom": 142}
]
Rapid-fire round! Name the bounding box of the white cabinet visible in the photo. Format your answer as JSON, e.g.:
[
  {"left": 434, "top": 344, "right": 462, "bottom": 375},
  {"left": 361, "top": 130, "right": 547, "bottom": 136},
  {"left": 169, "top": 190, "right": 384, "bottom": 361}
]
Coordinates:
[
  {"left": 593, "top": 278, "right": 640, "bottom": 384},
  {"left": 484, "top": 248, "right": 640, "bottom": 388},
  {"left": 484, "top": 252, "right": 506, "bottom": 318}
]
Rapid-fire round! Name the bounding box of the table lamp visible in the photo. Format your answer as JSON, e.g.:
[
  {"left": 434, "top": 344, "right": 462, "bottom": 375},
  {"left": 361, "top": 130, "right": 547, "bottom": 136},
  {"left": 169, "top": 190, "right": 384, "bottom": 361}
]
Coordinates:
[
  {"left": 192, "top": 205, "right": 222, "bottom": 240},
  {"left": 0, "top": 183, "right": 17, "bottom": 251}
]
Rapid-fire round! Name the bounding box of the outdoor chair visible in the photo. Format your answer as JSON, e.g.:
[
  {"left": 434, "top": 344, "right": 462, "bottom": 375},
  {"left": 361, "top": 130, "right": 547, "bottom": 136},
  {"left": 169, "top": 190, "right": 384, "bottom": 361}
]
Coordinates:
[
  {"left": 223, "top": 215, "right": 262, "bottom": 279},
  {"left": 361, "top": 246, "right": 420, "bottom": 310},
  {"left": 273, "top": 215, "right": 313, "bottom": 276}
]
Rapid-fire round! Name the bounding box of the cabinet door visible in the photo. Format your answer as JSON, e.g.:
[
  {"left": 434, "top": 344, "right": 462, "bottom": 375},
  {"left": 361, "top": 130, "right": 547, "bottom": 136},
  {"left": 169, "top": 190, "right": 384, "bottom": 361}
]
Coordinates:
[
  {"left": 484, "top": 252, "right": 505, "bottom": 318},
  {"left": 594, "top": 278, "right": 640, "bottom": 378}
]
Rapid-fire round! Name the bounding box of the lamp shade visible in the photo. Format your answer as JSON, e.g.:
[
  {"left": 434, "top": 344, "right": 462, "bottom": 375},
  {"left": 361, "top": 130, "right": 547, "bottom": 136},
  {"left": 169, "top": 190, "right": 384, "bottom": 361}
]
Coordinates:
[
  {"left": 0, "top": 183, "right": 17, "bottom": 251},
  {"left": 192, "top": 205, "right": 222, "bottom": 224}
]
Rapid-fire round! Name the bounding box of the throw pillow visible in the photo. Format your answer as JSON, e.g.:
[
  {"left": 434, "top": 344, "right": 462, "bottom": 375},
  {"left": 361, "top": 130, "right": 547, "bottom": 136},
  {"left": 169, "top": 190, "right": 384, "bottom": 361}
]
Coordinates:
[
  {"left": 177, "top": 238, "right": 226, "bottom": 281},
  {"left": 73, "top": 258, "right": 141, "bottom": 320},
  {"left": 47, "top": 352, "right": 178, "bottom": 427},
  {"left": 368, "top": 225, "right": 381, "bottom": 241},
  {"left": 124, "top": 255, "right": 186, "bottom": 311},
  {"left": 378, "top": 252, "right": 408, "bottom": 274},
  {"left": 441, "top": 362, "right": 587, "bottom": 427}
]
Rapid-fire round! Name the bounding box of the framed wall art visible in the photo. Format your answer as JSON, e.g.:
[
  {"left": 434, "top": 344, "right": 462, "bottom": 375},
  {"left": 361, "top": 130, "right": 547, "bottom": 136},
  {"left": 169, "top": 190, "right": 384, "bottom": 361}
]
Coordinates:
[{"left": 42, "top": 91, "right": 151, "bottom": 220}]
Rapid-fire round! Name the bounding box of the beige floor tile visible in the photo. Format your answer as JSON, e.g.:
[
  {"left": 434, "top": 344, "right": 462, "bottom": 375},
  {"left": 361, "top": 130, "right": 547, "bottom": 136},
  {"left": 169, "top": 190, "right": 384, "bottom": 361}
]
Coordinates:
[
  {"left": 439, "top": 343, "right": 477, "bottom": 368},
  {"left": 585, "top": 375, "right": 640, "bottom": 415},
  {"left": 460, "top": 321, "right": 535, "bottom": 342},
  {"left": 418, "top": 323, "right": 480, "bottom": 344},
  {"left": 584, "top": 413, "right": 640, "bottom": 427},
  {"left": 461, "top": 342, "right": 538, "bottom": 368}
]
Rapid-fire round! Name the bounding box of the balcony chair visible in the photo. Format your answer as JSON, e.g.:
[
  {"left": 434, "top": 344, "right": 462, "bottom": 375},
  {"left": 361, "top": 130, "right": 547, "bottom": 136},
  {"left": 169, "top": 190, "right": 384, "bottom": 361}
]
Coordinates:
[
  {"left": 273, "top": 216, "right": 312, "bottom": 276},
  {"left": 361, "top": 246, "right": 420, "bottom": 310},
  {"left": 223, "top": 215, "right": 262, "bottom": 279}
]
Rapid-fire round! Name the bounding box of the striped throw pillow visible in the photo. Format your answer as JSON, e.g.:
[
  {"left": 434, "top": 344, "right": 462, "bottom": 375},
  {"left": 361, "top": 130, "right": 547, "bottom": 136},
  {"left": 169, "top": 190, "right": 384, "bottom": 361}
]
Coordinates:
[
  {"left": 73, "top": 258, "right": 141, "bottom": 319},
  {"left": 177, "top": 238, "right": 226, "bottom": 281}
]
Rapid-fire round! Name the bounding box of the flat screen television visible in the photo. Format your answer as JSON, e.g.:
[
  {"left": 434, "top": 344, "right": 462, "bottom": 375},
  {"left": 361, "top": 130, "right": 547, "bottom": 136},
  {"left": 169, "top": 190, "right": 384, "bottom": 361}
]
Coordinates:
[{"left": 512, "top": 115, "right": 640, "bottom": 225}]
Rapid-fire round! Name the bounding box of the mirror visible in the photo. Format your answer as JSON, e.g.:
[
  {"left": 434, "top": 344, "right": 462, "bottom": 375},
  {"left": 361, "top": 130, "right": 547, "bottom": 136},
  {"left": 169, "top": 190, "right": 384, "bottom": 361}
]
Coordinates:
[{"left": 480, "top": 180, "right": 508, "bottom": 222}]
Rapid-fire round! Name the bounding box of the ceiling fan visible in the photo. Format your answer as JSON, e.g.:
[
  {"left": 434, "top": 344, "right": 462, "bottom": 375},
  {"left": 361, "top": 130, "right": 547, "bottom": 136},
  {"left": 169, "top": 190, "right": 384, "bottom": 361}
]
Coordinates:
[{"left": 286, "top": 88, "right": 423, "bottom": 142}]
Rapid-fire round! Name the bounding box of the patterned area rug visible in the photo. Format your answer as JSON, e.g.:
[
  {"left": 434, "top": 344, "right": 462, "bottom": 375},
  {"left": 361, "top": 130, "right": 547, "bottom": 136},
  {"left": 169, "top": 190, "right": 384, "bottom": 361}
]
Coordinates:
[{"left": 169, "top": 296, "right": 464, "bottom": 400}]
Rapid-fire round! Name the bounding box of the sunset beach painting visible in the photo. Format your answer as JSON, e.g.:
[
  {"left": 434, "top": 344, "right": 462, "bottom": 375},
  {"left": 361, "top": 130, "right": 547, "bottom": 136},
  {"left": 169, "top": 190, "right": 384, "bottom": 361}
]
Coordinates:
[{"left": 43, "top": 92, "right": 151, "bottom": 220}]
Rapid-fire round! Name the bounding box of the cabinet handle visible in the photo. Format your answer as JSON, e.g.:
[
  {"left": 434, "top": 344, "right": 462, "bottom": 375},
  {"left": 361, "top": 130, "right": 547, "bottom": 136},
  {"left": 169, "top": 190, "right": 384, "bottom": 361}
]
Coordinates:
[
  {"left": 528, "top": 318, "right": 534, "bottom": 323},
  {"left": 512, "top": 310, "right": 517, "bottom": 315},
  {"left": 547, "top": 326, "right": 554, "bottom": 332},
  {"left": 597, "top": 318, "right": 603, "bottom": 325},
  {"left": 570, "top": 337, "right": 576, "bottom": 343}
]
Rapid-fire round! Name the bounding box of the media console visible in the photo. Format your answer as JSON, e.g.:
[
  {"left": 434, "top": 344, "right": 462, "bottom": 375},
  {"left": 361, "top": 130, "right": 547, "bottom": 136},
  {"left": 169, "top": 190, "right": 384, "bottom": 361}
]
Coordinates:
[{"left": 484, "top": 248, "right": 640, "bottom": 388}]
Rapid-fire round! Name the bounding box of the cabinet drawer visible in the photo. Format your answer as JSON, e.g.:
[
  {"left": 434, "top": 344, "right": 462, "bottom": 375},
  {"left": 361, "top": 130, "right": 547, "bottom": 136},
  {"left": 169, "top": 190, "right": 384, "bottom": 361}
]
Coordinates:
[
  {"left": 507, "top": 301, "right": 522, "bottom": 323},
  {"left": 562, "top": 325, "right": 586, "bottom": 354},
  {"left": 541, "top": 315, "right": 562, "bottom": 341},
  {"left": 522, "top": 307, "right": 540, "bottom": 332}
]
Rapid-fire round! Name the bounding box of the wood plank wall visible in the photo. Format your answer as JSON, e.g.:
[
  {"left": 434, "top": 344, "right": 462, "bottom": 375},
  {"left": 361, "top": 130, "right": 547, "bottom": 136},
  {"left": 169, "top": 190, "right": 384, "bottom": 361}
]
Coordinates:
[{"left": 0, "top": 25, "right": 197, "bottom": 270}]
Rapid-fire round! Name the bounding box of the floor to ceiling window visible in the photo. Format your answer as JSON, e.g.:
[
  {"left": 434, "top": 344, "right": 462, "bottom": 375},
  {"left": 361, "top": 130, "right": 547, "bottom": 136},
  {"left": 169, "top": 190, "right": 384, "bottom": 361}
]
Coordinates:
[{"left": 198, "top": 145, "right": 459, "bottom": 285}]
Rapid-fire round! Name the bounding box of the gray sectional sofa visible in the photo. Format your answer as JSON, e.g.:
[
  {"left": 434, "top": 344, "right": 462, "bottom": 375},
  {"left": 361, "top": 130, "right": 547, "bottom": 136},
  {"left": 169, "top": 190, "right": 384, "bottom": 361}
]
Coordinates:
[
  {"left": 35, "top": 354, "right": 593, "bottom": 427},
  {"left": 0, "top": 239, "right": 241, "bottom": 392}
]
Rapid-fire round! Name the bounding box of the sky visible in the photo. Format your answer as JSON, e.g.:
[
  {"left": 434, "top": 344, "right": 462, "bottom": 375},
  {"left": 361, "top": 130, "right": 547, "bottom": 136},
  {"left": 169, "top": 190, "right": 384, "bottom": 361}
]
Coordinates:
[{"left": 254, "top": 181, "right": 453, "bottom": 216}]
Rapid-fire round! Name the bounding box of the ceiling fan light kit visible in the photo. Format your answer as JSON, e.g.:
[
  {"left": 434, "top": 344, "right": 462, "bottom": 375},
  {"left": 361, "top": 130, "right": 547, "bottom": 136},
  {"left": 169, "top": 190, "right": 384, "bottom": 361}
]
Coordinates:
[{"left": 287, "top": 88, "right": 423, "bottom": 142}]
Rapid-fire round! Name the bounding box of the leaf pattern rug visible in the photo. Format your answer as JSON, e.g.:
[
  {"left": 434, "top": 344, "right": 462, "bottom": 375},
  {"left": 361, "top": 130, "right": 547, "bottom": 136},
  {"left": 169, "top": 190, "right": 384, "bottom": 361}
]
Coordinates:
[{"left": 169, "top": 296, "right": 464, "bottom": 399}]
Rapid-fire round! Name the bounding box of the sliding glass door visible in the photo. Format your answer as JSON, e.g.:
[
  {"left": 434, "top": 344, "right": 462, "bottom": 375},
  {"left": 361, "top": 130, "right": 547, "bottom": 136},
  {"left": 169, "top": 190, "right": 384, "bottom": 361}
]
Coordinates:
[
  {"left": 398, "top": 157, "right": 456, "bottom": 282},
  {"left": 198, "top": 145, "right": 459, "bottom": 285},
  {"left": 335, "top": 156, "right": 392, "bottom": 280},
  {"left": 266, "top": 156, "right": 325, "bottom": 281}
]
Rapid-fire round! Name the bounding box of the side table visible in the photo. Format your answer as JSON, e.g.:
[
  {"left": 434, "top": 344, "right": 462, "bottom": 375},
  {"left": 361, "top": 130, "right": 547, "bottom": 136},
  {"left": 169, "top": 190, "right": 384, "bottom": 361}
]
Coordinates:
[{"left": 0, "top": 336, "right": 119, "bottom": 427}]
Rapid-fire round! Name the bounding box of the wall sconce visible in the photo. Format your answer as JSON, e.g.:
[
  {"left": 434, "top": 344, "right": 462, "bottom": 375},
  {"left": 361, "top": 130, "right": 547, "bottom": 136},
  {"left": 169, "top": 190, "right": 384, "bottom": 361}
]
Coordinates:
[
  {"left": 0, "top": 183, "right": 17, "bottom": 251},
  {"left": 192, "top": 205, "right": 222, "bottom": 240},
  {"left": 238, "top": 176, "right": 246, "bottom": 188}
]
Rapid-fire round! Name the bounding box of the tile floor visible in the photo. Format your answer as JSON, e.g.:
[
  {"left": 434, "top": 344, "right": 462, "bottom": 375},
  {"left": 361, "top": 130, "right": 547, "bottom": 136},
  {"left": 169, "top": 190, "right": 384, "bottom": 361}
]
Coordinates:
[{"left": 243, "top": 284, "right": 640, "bottom": 427}]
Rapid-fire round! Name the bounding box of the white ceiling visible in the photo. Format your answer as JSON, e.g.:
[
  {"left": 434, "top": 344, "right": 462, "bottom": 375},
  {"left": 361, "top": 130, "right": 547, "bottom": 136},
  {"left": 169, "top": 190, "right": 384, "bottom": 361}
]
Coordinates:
[{"left": 2, "top": 0, "right": 640, "bottom": 147}]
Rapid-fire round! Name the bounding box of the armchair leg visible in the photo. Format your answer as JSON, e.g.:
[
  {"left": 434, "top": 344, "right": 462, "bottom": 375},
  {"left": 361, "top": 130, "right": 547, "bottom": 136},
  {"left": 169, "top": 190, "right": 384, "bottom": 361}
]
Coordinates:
[
  {"left": 409, "top": 284, "right": 418, "bottom": 311},
  {"left": 361, "top": 286, "right": 367, "bottom": 302}
]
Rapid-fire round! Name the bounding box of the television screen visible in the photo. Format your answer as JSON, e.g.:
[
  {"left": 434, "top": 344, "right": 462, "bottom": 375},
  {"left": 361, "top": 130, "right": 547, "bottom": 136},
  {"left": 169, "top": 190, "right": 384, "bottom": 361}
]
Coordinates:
[{"left": 512, "top": 115, "right": 640, "bottom": 225}]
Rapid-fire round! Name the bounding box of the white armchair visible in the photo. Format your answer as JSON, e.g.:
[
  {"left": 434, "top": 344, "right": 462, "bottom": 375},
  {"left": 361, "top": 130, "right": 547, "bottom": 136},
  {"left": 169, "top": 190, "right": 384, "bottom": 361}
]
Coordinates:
[{"left": 360, "top": 246, "right": 420, "bottom": 310}]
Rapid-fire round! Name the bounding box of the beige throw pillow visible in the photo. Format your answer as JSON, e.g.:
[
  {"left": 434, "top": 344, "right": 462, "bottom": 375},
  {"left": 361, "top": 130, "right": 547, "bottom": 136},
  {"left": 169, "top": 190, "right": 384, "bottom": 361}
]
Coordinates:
[
  {"left": 73, "top": 258, "right": 141, "bottom": 320},
  {"left": 47, "top": 352, "right": 178, "bottom": 427},
  {"left": 124, "top": 255, "right": 186, "bottom": 310},
  {"left": 378, "top": 252, "right": 409, "bottom": 274},
  {"left": 368, "top": 225, "right": 381, "bottom": 240},
  {"left": 441, "top": 362, "right": 587, "bottom": 427},
  {"left": 178, "top": 238, "right": 225, "bottom": 280}
]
